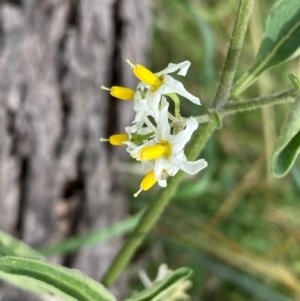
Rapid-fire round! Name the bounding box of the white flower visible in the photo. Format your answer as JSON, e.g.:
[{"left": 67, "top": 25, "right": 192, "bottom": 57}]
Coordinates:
[
  {"left": 128, "top": 158, "right": 167, "bottom": 197},
  {"left": 132, "top": 90, "right": 157, "bottom": 133},
  {"left": 132, "top": 98, "right": 207, "bottom": 181},
  {"left": 127, "top": 60, "right": 200, "bottom": 120},
  {"left": 141, "top": 161, "right": 167, "bottom": 188}
]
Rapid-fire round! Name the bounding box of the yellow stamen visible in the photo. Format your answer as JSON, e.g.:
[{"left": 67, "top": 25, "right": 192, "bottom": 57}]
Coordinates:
[
  {"left": 101, "top": 85, "right": 135, "bottom": 100},
  {"left": 126, "top": 59, "right": 162, "bottom": 90},
  {"left": 111, "top": 86, "right": 135, "bottom": 100},
  {"left": 109, "top": 134, "right": 129, "bottom": 146},
  {"left": 100, "top": 134, "right": 129, "bottom": 146},
  {"left": 134, "top": 170, "right": 157, "bottom": 197},
  {"left": 137, "top": 142, "right": 171, "bottom": 161}
]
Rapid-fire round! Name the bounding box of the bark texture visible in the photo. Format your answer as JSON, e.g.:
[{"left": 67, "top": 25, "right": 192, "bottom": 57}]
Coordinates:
[{"left": 0, "top": 0, "right": 151, "bottom": 300}]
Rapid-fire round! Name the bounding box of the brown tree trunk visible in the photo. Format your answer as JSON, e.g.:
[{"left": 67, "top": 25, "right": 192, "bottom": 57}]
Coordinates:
[{"left": 0, "top": 0, "right": 151, "bottom": 300}]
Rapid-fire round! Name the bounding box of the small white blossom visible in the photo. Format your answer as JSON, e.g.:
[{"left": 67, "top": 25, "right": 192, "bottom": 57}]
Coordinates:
[
  {"left": 132, "top": 90, "right": 157, "bottom": 133},
  {"left": 141, "top": 161, "right": 167, "bottom": 188},
  {"left": 101, "top": 59, "right": 208, "bottom": 195},
  {"left": 131, "top": 98, "right": 207, "bottom": 181},
  {"left": 137, "top": 61, "right": 200, "bottom": 119}
]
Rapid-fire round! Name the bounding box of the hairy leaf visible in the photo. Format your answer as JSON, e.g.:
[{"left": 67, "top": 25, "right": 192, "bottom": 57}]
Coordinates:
[
  {"left": 271, "top": 92, "right": 300, "bottom": 177},
  {"left": 234, "top": 0, "right": 300, "bottom": 95},
  {"left": 0, "top": 256, "right": 116, "bottom": 301},
  {"left": 125, "top": 267, "right": 192, "bottom": 301}
]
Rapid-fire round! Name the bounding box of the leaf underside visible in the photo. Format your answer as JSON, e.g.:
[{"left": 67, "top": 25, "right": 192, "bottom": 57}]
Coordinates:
[
  {"left": 125, "top": 267, "right": 192, "bottom": 301},
  {"left": 234, "top": 0, "right": 300, "bottom": 94},
  {"left": 271, "top": 92, "right": 300, "bottom": 177}
]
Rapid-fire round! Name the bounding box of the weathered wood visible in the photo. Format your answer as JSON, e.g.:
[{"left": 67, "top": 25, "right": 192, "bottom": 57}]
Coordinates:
[{"left": 0, "top": 0, "right": 151, "bottom": 300}]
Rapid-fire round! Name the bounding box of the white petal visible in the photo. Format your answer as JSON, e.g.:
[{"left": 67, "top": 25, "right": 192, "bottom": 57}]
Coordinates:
[
  {"left": 157, "top": 97, "right": 170, "bottom": 139},
  {"left": 143, "top": 116, "right": 157, "bottom": 133},
  {"left": 125, "top": 125, "right": 137, "bottom": 135},
  {"left": 156, "top": 61, "right": 191, "bottom": 77},
  {"left": 133, "top": 112, "right": 145, "bottom": 123},
  {"left": 154, "top": 157, "right": 166, "bottom": 180},
  {"left": 160, "top": 75, "right": 200, "bottom": 105},
  {"left": 158, "top": 179, "right": 167, "bottom": 187},
  {"left": 170, "top": 157, "right": 208, "bottom": 175},
  {"left": 124, "top": 141, "right": 138, "bottom": 153},
  {"left": 145, "top": 91, "right": 161, "bottom": 121},
  {"left": 133, "top": 100, "right": 149, "bottom": 113},
  {"left": 133, "top": 90, "right": 142, "bottom": 101},
  {"left": 126, "top": 142, "right": 146, "bottom": 158},
  {"left": 142, "top": 161, "right": 154, "bottom": 173},
  {"left": 137, "top": 82, "right": 148, "bottom": 90},
  {"left": 169, "top": 117, "right": 198, "bottom": 154},
  {"left": 164, "top": 165, "right": 179, "bottom": 177}
]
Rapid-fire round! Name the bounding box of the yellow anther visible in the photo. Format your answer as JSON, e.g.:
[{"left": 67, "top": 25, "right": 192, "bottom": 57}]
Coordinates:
[
  {"left": 134, "top": 170, "right": 157, "bottom": 197},
  {"left": 100, "top": 134, "right": 129, "bottom": 146},
  {"left": 111, "top": 86, "right": 135, "bottom": 100},
  {"left": 126, "top": 59, "right": 162, "bottom": 89},
  {"left": 109, "top": 134, "right": 129, "bottom": 146},
  {"left": 137, "top": 142, "right": 171, "bottom": 161},
  {"left": 101, "top": 85, "right": 135, "bottom": 100}
]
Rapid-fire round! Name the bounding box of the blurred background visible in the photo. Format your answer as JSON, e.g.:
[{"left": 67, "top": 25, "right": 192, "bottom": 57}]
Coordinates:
[{"left": 1, "top": 0, "right": 300, "bottom": 300}]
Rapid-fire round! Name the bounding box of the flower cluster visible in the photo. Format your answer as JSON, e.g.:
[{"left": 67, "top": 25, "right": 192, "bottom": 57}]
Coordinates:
[{"left": 101, "top": 60, "right": 208, "bottom": 197}]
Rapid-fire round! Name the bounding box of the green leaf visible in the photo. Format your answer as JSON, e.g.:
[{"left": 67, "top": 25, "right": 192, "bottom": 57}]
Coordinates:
[
  {"left": 0, "top": 256, "right": 116, "bottom": 301},
  {"left": 233, "top": 0, "right": 300, "bottom": 95},
  {"left": 125, "top": 267, "right": 192, "bottom": 301},
  {"left": 288, "top": 73, "right": 300, "bottom": 92},
  {"left": 271, "top": 92, "right": 300, "bottom": 177},
  {"left": 0, "top": 230, "right": 44, "bottom": 259},
  {"left": 39, "top": 211, "right": 142, "bottom": 256}
]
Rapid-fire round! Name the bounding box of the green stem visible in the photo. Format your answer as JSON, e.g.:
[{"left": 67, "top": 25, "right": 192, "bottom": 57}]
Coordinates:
[
  {"left": 232, "top": 69, "right": 256, "bottom": 97},
  {"left": 195, "top": 89, "right": 296, "bottom": 124},
  {"left": 213, "top": 0, "right": 254, "bottom": 109},
  {"left": 220, "top": 89, "right": 295, "bottom": 117},
  {"left": 101, "top": 0, "right": 253, "bottom": 288},
  {"left": 168, "top": 93, "right": 181, "bottom": 119},
  {"left": 101, "top": 121, "right": 216, "bottom": 287},
  {"left": 168, "top": 112, "right": 177, "bottom": 122},
  {"left": 195, "top": 114, "right": 211, "bottom": 124}
]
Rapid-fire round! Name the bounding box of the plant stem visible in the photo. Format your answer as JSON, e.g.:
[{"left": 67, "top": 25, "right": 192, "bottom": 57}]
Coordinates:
[
  {"left": 213, "top": 0, "right": 254, "bottom": 109},
  {"left": 101, "top": 121, "right": 216, "bottom": 287},
  {"left": 195, "top": 89, "right": 296, "bottom": 124},
  {"left": 195, "top": 114, "right": 211, "bottom": 124},
  {"left": 101, "top": 0, "right": 253, "bottom": 288},
  {"left": 168, "top": 93, "right": 181, "bottom": 119},
  {"left": 219, "top": 89, "right": 295, "bottom": 117}
]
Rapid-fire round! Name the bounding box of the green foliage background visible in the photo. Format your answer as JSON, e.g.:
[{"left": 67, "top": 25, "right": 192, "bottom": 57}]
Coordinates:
[{"left": 128, "top": 0, "right": 300, "bottom": 300}]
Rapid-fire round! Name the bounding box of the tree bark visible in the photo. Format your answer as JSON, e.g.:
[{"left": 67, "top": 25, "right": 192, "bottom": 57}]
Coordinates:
[{"left": 0, "top": 0, "right": 151, "bottom": 300}]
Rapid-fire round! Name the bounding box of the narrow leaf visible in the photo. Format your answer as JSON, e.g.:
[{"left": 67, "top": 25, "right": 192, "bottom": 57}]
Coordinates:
[
  {"left": 125, "top": 267, "right": 192, "bottom": 301},
  {"left": 0, "top": 230, "right": 44, "bottom": 259},
  {"left": 39, "top": 211, "right": 142, "bottom": 256},
  {"left": 234, "top": 0, "right": 300, "bottom": 95},
  {"left": 271, "top": 92, "right": 300, "bottom": 177},
  {"left": 0, "top": 256, "right": 116, "bottom": 301}
]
